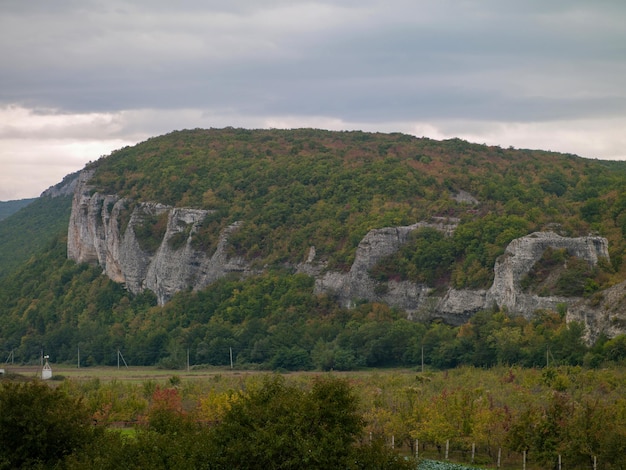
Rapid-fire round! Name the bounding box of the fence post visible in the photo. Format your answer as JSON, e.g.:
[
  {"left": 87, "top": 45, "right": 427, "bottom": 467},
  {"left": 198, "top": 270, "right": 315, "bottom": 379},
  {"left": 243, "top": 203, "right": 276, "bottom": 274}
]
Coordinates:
[
  {"left": 594, "top": 455, "right": 597, "bottom": 470},
  {"left": 445, "top": 439, "right": 449, "bottom": 460},
  {"left": 391, "top": 435, "right": 394, "bottom": 449},
  {"left": 558, "top": 454, "right": 562, "bottom": 470},
  {"left": 415, "top": 439, "right": 419, "bottom": 460},
  {"left": 523, "top": 450, "right": 526, "bottom": 470},
  {"left": 471, "top": 443, "right": 475, "bottom": 463},
  {"left": 497, "top": 447, "right": 501, "bottom": 468}
]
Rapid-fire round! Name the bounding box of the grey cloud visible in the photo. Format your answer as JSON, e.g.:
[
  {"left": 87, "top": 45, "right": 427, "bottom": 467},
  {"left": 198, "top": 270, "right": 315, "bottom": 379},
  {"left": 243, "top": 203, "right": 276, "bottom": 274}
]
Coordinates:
[{"left": 2, "top": 0, "right": 625, "bottom": 123}]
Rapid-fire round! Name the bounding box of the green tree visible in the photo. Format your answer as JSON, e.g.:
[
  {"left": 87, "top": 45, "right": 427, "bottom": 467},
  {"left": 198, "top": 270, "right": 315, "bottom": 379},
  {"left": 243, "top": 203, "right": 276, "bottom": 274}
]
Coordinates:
[
  {"left": 0, "top": 380, "right": 98, "bottom": 469},
  {"left": 208, "top": 375, "right": 365, "bottom": 469}
]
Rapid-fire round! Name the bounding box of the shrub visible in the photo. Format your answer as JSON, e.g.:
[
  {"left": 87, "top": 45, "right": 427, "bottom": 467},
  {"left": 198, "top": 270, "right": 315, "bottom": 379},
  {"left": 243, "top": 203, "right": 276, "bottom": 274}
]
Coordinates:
[{"left": 0, "top": 380, "right": 98, "bottom": 469}]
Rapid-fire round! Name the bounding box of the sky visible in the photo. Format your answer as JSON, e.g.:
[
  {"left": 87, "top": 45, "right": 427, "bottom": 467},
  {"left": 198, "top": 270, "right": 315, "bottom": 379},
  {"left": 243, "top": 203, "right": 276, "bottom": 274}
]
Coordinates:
[{"left": 1, "top": 1, "right": 625, "bottom": 200}]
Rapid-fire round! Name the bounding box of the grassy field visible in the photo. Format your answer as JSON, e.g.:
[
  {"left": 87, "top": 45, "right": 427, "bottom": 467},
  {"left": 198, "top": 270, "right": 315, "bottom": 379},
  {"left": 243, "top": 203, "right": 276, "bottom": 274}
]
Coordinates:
[{"left": 4, "top": 364, "right": 258, "bottom": 382}]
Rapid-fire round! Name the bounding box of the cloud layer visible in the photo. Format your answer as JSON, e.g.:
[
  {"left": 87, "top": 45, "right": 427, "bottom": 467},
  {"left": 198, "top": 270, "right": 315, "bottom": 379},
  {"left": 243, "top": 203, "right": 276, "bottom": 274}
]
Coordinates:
[{"left": 1, "top": 1, "right": 625, "bottom": 199}]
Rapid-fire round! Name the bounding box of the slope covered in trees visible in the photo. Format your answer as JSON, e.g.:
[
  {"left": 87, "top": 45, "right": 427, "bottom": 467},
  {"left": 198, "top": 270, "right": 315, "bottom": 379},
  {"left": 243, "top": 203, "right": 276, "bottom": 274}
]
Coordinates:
[
  {"left": 0, "top": 195, "right": 72, "bottom": 278},
  {"left": 2, "top": 128, "right": 626, "bottom": 367},
  {"left": 87, "top": 128, "right": 626, "bottom": 282},
  {"left": 0, "top": 198, "right": 36, "bottom": 221}
]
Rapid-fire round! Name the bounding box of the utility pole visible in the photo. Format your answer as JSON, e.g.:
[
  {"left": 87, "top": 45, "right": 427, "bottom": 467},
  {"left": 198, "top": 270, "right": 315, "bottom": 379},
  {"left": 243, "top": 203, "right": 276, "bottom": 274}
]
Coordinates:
[
  {"left": 229, "top": 347, "right": 234, "bottom": 370},
  {"left": 77, "top": 346, "right": 80, "bottom": 369},
  {"left": 117, "top": 349, "right": 128, "bottom": 368}
]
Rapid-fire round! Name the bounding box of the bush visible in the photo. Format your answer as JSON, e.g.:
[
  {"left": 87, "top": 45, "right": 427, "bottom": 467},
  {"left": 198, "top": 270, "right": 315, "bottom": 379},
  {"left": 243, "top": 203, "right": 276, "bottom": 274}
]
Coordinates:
[
  {"left": 0, "top": 380, "right": 98, "bottom": 469},
  {"left": 209, "top": 375, "right": 364, "bottom": 469}
]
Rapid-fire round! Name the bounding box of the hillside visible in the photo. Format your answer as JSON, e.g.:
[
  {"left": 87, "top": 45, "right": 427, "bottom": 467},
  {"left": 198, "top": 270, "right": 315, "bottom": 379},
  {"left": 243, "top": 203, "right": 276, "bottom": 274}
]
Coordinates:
[
  {"left": 0, "top": 195, "right": 72, "bottom": 278},
  {"left": 86, "top": 129, "right": 626, "bottom": 279},
  {"left": 0, "top": 198, "right": 36, "bottom": 221},
  {"left": 2, "top": 128, "right": 626, "bottom": 368}
]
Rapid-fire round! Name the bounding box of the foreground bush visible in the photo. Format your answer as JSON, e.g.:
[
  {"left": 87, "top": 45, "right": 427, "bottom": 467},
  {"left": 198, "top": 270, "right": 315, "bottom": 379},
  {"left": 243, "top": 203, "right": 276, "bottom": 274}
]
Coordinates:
[{"left": 0, "top": 380, "right": 98, "bottom": 469}]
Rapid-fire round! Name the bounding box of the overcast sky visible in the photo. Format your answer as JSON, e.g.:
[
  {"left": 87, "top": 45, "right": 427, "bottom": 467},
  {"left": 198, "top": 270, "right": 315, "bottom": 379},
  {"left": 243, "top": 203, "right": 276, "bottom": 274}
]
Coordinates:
[{"left": 1, "top": 0, "right": 625, "bottom": 200}]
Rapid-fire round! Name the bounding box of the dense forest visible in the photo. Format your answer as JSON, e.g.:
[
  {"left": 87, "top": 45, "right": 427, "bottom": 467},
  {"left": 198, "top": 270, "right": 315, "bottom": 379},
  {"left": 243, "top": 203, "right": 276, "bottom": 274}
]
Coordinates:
[
  {"left": 0, "top": 195, "right": 71, "bottom": 278},
  {"left": 86, "top": 128, "right": 626, "bottom": 281},
  {"left": 2, "top": 128, "right": 626, "bottom": 368},
  {"left": 0, "top": 197, "right": 35, "bottom": 221}
]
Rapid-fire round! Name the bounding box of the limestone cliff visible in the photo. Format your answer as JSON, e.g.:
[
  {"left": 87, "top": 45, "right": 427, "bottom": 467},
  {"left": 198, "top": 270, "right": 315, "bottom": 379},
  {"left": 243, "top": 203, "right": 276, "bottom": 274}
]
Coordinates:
[
  {"left": 67, "top": 171, "right": 251, "bottom": 305},
  {"left": 485, "top": 231, "right": 609, "bottom": 316},
  {"left": 68, "top": 170, "right": 616, "bottom": 338},
  {"left": 568, "top": 280, "right": 626, "bottom": 343},
  {"left": 309, "top": 219, "right": 460, "bottom": 320},
  {"left": 310, "top": 229, "right": 610, "bottom": 329}
]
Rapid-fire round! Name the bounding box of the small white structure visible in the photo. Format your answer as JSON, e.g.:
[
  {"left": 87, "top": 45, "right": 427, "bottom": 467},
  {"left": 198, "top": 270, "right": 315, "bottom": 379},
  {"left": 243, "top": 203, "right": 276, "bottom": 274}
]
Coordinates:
[{"left": 42, "top": 355, "right": 52, "bottom": 380}]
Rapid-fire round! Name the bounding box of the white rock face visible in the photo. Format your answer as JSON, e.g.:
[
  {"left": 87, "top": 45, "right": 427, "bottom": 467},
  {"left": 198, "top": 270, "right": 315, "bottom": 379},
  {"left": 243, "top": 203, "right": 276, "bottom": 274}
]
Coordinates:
[
  {"left": 486, "top": 232, "right": 609, "bottom": 317},
  {"left": 67, "top": 172, "right": 250, "bottom": 305},
  {"left": 68, "top": 170, "right": 617, "bottom": 337},
  {"left": 435, "top": 289, "right": 487, "bottom": 323},
  {"left": 312, "top": 220, "right": 464, "bottom": 321},
  {"left": 568, "top": 280, "right": 626, "bottom": 343},
  {"left": 313, "top": 229, "right": 610, "bottom": 326}
]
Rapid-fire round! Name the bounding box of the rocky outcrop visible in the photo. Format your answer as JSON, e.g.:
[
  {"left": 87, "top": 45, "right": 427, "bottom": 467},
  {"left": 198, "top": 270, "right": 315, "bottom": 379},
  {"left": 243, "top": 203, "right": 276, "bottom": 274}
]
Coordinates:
[
  {"left": 311, "top": 229, "right": 610, "bottom": 327},
  {"left": 568, "top": 280, "right": 626, "bottom": 343},
  {"left": 309, "top": 219, "right": 458, "bottom": 316},
  {"left": 41, "top": 171, "right": 80, "bottom": 198},
  {"left": 309, "top": 219, "right": 487, "bottom": 325},
  {"left": 67, "top": 171, "right": 251, "bottom": 305},
  {"left": 486, "top": 232, "right": 609, "bottom": 317},
  {"left": 68, "top": 170, "right": 616, "bottom": 337}
]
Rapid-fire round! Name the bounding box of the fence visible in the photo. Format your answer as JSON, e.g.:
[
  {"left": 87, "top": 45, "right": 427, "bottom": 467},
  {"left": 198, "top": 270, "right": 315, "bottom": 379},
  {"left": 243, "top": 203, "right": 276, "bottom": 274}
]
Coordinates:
[{"left": 379, "top": 436, "right": 601, "bottom": 470}]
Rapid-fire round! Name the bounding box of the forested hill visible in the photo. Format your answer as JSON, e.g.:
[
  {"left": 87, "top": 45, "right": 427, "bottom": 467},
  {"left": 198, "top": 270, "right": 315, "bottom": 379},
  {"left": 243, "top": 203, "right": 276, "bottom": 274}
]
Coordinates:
[
  {"left": 0, "top": 198, "right": 36, "bottom": 221},
  {"left": 0, "top": 195, "right": 72, "bottom": 278},
  {"left": 2, "top": 127, "right": 626, "bottom": 369},
  {"left": 87, "top": 128, "right": 626, "bottom": 278}
]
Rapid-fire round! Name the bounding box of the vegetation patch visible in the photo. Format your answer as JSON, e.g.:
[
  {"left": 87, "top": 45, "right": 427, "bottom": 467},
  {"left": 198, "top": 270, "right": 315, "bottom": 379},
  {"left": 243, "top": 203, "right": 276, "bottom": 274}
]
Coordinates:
[
  {"left": 0, "top": 195, "right": 72, "bottom": 279},
  {"left": 134, "top": 211, "right": 169, "bottom": 253},
  {"left": 167, "top": 220, "right": 193, "bottom": 251},
  {"left": 370, "top": 215, "right": 530, "bottom": 290},
  {"left": 521, "top": 247, "right": 610, "bottom": 297},
  {"left": 190, "top": 210, "right": 227, "bottom": 255},
  {"left": 370, "top": 227, "right": 456, "bottom": 288}
]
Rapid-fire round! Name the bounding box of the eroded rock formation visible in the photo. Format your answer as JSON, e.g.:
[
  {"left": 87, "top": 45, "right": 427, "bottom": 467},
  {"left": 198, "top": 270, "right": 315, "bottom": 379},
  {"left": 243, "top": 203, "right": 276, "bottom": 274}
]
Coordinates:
[
  {"left": 310, "top": 229, "right": 609, "bottom": 326},
  {"left": 67, "top": 170, "right": 618, "bottom": 339},
  {"left": 485, "top": 231, "right": 609, "bottom": 317},
  {"left": 67, "top": 171, "right": 250, "bottom": 305}
]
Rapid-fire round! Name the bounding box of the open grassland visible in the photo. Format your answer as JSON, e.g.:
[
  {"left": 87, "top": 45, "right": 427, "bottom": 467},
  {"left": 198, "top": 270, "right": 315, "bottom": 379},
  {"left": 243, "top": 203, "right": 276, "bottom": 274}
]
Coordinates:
[{"left": 6, "top": 364, "right": 246, "bottom": 382}]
